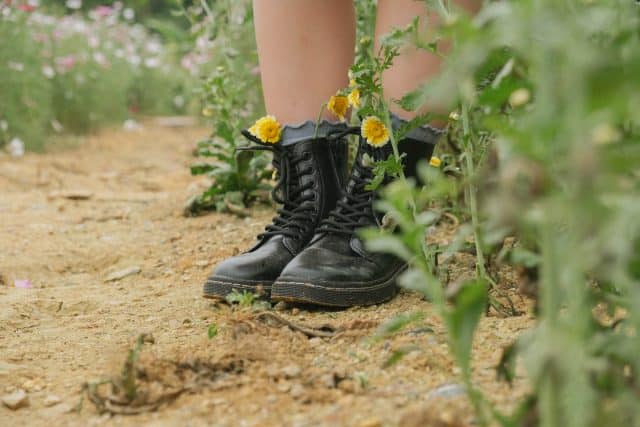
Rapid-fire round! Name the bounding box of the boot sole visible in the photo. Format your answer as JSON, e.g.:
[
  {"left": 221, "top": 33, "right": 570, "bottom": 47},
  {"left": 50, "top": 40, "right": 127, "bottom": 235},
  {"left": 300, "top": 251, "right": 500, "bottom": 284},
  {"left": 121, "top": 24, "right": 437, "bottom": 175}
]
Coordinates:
[
  {"left": 202, "top": 278, "right": 272, "bottom": 300},
  {"left": 271, "top": 264, "right": 407, "bottom": 307}
]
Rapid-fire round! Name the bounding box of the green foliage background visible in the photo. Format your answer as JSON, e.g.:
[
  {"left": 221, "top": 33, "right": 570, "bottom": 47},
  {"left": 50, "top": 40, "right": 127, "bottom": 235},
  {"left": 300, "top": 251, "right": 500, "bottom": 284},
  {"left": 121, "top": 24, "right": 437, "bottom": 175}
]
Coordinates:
[{"left": 0, "top": 1, "right": 196, "bottom": 150}]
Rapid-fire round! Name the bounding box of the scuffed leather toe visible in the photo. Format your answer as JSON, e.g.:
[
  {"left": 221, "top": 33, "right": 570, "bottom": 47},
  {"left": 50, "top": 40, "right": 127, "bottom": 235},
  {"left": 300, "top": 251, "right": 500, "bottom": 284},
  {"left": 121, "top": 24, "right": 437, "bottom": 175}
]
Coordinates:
[
  {"left": 203, "top": 237, "right": 294, "bottom": 298},
  {"left": 272, "top": 234, "right": 406, "bottom": 307}
]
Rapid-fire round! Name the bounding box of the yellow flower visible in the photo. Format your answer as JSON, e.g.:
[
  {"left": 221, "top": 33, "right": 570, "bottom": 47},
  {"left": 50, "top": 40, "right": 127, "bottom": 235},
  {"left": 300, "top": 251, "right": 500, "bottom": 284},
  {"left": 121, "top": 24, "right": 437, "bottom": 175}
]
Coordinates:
[
  {"left": 349, "top": 79, "right": 356, "bottom": 87},
  {"left": 361, "top": 116, "right": 390, "bottom": 147},
  {"left": 591, "top": 123, "right": 621, "bottom": 145},
  {"left": 248, "top": 115, "right": 281, "bottom": 144},
  {"left": 348, "top": 88, "right": 361, "bottom": 109},
  {"left": 328, "top": 95, "right": 349, "bottom": 121},
  {"left": 429, "top": 156, "right": 442, "bottom": 168},
  {"left": 202, "top": 106, "right": 214, "bottom": 117},
  {"left": 508, "top": 88, "right": 531, "bottom": 108}
]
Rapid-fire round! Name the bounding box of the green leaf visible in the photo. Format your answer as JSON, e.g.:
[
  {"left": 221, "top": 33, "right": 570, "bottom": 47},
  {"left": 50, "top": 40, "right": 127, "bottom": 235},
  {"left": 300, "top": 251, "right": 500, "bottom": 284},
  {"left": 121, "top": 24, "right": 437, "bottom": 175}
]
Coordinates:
[
  {"left": 225, "top": 289, "right": 256, "bottom": 307},
  {"left": 446, "top": 279, "right": 488, "bottom": 375},
  {"left": 191, "top": 163, "right": 217, "bottom": 175},
  {"left": 373, "top": 312, "right": 424, "bottom": 342},
  {"left": 383, "top": 346, "right": 419, "bottom": 369},
  {"left": 362, "top": 231, "right": 414, "bottom": 261},
  {"left": 207, "top": 323, "right": 218, "bottom": 339}
]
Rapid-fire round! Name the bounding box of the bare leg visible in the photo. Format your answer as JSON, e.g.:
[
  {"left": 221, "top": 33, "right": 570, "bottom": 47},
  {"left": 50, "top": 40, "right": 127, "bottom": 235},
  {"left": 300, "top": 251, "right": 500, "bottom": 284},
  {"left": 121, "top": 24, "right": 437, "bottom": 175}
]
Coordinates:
[
  {"left": 375, "top": 0, "right": 482, "bottom": 123},
  {"left": 253, "top": 0, "right": 355, "bottom": 124}
]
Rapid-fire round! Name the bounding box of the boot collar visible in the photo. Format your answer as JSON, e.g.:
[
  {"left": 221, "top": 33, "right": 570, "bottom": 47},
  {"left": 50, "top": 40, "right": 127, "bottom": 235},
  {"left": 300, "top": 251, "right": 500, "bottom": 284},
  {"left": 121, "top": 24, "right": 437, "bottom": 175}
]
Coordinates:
[{"left": 279, "top": 120, "right": 349, "bottom": 146}]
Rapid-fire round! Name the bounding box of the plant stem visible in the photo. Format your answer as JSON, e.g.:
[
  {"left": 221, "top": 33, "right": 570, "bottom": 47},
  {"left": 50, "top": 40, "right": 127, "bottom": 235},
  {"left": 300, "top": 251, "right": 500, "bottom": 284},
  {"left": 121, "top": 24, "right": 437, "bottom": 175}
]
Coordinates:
[{"left": 460, "top": 103, "right": 489, "bottom": 282}]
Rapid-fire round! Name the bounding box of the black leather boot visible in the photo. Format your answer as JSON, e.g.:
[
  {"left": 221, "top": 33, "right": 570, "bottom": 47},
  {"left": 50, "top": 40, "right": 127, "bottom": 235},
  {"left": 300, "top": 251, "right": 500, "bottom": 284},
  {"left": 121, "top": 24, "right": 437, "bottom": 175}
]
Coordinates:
[
  {"left": 271, "top": 116, "right": 442, "bottom": 307},
  {"left": 203, "top": 121, "right": 348, "bottom": 299}
]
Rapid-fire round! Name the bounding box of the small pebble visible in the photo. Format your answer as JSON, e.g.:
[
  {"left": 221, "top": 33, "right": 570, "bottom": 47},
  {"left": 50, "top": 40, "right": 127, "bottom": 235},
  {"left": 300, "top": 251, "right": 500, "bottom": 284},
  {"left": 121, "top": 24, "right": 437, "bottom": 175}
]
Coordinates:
[
  {"left": 265, "top": 364, "right": 280, "bottom": 379},
  {"left": 358, "top": 417, "right": 382, "bottom": 427},
  {"left": 308, "top": 337, "right": 323, "bottom": 347},
  {"left": 281, "top": 364, "right": 302, "bottom": 379},
  {"left": 427, "top": 383, "right": 465, "bottom": 399},
  {"left": 338, "top": 379, "right": 356, "bottom": 394},
  {"left": 277, "top": 381, "right": 291, "bottom": 393},
  {"left": 43, "top": 394, "right": 62, "bottom": 407},
  {"left": 273, "top": 301, "right": 288, "bottom": 312},
  {"left": 21, "top": 379, "right": 36, "bottom": 391},
  {"left": 2, "top": 389, "right": 29, "bottom": 410},
  {"left": 289, "top": 383, "right": 305, "bottom": 399},
  {"left": 319, "top": 373, "right": 336, "bottom": 389},
  {"left": 105, "top": 266, "right": 141, "bottom": 282}
]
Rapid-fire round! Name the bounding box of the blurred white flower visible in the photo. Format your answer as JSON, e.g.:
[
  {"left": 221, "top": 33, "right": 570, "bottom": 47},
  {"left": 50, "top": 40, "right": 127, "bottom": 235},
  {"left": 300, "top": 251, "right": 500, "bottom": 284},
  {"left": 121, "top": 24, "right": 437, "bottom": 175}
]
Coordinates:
[
  {"left": 114, "top": 48, "right": 124, "bottom": 58},
  {"left": 27, "top": 0, "right": 40, "bottom": 6},
  {"left": 73, "top": 20, "right": 87, "bottom": 33},
  {"left": 66, "top": 0, "right": 82, "bottom": 10},
  {"left": 127, "top": 55, "right": 141, "bottom": 66},
  {"left": 195, "top": 36, "right": 211, "bottom": 50},
  {"left": 123, "top": 119, "right": 141, "bottom": 132},
  {"left": 51, "top": 119, "right": 64, "bottom": 133},
  {"left": 145, "top": 40, "right": 162, "bottom": 54},
  {"left": 42, "top": 65, "right": 55, "bottom": 78},
  {"left": 93, "top": 52, "right": 107, "bottom": 66},
  {"left": 8, "top": 62, "right": 24, "bottom": 71},
  {"left": 173, "top": 95, "right": 185, "bottom": 109},
  {"left": 0, "top": 120, "right": 8, "bottom": 132},
  {"left": 144, "top": 57, "right": 160, "bottom": 68},
  {"left": 8, "top": 138, "right": 25, "bottom": 157},
  {"left": 129, "top": 25, "right": 145, "bottom": 41},
  {"left": 123, "top": 8, "right": 134, "bottom": 21}
]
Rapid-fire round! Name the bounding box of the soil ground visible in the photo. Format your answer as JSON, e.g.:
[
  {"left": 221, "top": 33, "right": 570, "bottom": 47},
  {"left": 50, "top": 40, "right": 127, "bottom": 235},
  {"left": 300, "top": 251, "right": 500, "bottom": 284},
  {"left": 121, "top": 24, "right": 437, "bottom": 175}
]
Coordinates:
[{"left": 0, "top": 122, "right": 533, "bottom": 427}]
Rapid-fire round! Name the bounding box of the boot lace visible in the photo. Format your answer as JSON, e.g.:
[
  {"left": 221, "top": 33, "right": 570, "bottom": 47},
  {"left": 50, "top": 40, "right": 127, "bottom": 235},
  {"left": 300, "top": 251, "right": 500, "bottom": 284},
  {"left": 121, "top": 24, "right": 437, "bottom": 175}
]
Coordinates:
[
  {"left": 240, "top": 130, "right": 316, "bottom": 241},
  {"left": 319, "top": 126, "right": 379, "bottom": 236},
  {"left": 318, "top": 159, "right": 376, "bottom": 236}
]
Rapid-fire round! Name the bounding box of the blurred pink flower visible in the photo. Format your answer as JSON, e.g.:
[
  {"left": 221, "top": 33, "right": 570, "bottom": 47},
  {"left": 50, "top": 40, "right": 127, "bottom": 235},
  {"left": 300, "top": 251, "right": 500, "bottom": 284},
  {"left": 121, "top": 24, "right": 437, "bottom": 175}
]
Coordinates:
[
  {"left": 94, "top": 5, "right": 112, "bottom": 18},
  {"left": 58, "top": 55, "right": 75, "bottom": 71},
  {"left": 14, "top": 279, "right": 33, "bottom": 289},
  {"left": 181, "top": 55, "right": 194, "bottom": 71},
  {"left": 88, "top": 35, "right": 99, "bottom": 48},
  {"left": 18, "top": 4, "right": 36, "bottom": 12}
]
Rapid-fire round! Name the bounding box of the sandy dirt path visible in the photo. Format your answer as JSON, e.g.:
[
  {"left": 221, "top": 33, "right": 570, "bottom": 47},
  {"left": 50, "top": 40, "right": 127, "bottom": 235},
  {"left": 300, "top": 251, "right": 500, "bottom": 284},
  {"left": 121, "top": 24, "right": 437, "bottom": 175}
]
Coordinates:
[{"left": 0, "top": 123, "right": 532, "bottom": 427}]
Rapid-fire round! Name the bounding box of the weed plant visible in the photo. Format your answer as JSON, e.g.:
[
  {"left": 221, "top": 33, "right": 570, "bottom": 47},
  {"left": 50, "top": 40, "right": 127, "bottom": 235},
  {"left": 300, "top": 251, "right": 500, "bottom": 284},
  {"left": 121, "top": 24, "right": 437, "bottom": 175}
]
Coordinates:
[
  {"left": 360, "top": 1, "right": 640, "bottom": 426},
  {"left": 185, "top": 0, "right": 270, "bottom": 214}
]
